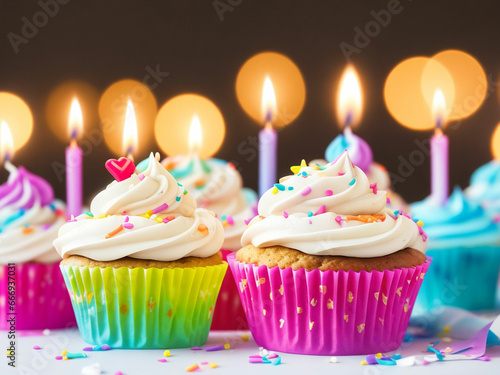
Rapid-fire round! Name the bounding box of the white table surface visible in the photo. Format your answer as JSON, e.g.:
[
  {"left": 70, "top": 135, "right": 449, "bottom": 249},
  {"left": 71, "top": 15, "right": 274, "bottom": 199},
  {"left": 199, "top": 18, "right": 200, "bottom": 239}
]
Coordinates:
[{"left": 3, "top": 328, "right": 500, "bottom": 375}]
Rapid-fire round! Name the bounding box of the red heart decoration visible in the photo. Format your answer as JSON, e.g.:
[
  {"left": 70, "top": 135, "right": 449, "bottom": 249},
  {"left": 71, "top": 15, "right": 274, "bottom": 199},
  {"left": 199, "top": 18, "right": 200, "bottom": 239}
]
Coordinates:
[{"left": 105, "top": 157, "right": 136, "bottom": 182}]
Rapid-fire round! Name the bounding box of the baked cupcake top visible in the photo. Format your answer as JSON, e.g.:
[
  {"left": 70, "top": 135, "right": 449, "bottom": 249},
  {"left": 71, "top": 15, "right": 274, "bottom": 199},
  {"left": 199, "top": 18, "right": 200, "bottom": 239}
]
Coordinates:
[
  {"left": 241, "top": 151, "right": 427, "bottom": 258},
  {"left": 54, "top": 153, "right": 224, "bottom": 262},
  {"left": 0, "top": 162, "right": 66, "bottom": 263},
  {"left": 411, "top": 187, "right": 500, "bottom": 249},
  {"left": 159, "top": 154, "right": 257, "bottom": 251},
  {"left": 465, "top": 160, "right": 500, "bottom": 218}
]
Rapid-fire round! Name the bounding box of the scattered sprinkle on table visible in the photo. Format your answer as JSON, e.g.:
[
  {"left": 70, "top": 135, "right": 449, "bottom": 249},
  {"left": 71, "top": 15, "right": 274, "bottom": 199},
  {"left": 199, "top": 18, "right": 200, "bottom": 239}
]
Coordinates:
[
  {"left": 185, "top": 363, "right": 199, "bottom": 372},
  {"left": 33, "top": 345, "right": 41, "bottom": 350}
]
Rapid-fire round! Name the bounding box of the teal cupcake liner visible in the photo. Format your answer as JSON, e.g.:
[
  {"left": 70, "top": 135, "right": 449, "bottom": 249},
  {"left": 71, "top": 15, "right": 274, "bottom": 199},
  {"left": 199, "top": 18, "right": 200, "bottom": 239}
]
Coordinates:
[
  {"left": 413, "top": 246, "right": 500, "bottom": 314},
  {"left": 60, "top": 262, "right": 227, "bottom": 349}
]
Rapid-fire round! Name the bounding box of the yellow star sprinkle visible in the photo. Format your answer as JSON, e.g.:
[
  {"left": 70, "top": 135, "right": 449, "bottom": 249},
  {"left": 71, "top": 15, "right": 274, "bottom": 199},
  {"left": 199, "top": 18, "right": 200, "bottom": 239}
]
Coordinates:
[{"left": 290, "top": 159, "right": 307, "bottom": 174}]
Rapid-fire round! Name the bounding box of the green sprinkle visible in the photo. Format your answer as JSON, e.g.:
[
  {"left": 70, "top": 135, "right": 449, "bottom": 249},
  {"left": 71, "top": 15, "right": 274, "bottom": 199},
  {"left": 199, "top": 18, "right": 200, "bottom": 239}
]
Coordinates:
[
  {"left": 84, "top": 212, "right": 94, "bottom": 217},
  {"left": 183, "top": 190, "right": 188, "bottom": 195}
]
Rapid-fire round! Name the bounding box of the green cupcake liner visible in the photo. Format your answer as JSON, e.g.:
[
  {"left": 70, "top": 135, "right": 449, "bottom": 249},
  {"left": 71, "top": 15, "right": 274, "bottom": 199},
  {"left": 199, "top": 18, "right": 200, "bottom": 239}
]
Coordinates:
[{"left": 60, "top": 262, "right": 227, "bottom": 349}]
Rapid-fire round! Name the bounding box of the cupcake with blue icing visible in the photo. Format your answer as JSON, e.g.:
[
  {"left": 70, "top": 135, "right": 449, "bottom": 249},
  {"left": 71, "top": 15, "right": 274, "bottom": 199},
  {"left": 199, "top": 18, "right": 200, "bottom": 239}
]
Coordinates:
[
  {"left": 0, "top": 161, "right": 75, "bottom": 330},
  {"left": 465, "top": 160, "right": 500, "bottom": 220},
  {"left": 313, "top": 127, "right": 408, "bottom": 211},
  {"left": 411, "top": 187, "right": 500, "bottom": 312}
]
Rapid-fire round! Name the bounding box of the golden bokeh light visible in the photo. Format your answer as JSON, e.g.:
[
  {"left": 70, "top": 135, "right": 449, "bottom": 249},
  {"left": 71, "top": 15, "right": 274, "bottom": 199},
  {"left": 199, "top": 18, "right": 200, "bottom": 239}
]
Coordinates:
[
  {"left": 0, "top": 92, "right": 33, "bottom": 152},
  {"left": 432, "top": 50, "right": 487, "bottom": 121},
  {"left": 45, "top": 80, "right": 99, "bottom": 143},
  {"left": 336, "top": 65, "right": 363, "bottom": 128},
  {"left": 99, "top": 79, "right": 157, "bottom": 157},
  {"left": 155, "top": 94, "right": 225, "bottom": 159},
  {"left": 236, "top": 52, "right": 306, "bottom": 127},
  {"left": 492, "top": 122, "right": 500, "bottom": 160},
  {"left": 384, "top": 57, "right": 455, "bottom": 130}
]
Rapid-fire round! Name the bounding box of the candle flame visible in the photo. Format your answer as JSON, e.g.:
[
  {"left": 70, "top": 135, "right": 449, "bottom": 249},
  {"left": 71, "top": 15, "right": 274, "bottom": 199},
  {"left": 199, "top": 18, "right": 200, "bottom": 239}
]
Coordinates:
[
  {"left": 261, "top": 76, "right": 277, "bottom": 124},
  {"left": 123, "top": 99, "right": 138, "bottom": 157},
  {"left": 337, "top": 65, "right": 363, "bottom": 129},
  {"left": 68, "top": 98, "right": 83, "bottom": 141},
  {"left": 0, "top": 121, "right": 14, "bottom": 163},
  {"left": 188, "top": 115, "right": 202, "bottom": 154},
  {"left": 432, "top": 89, "right": 447, "bottom": 132}
]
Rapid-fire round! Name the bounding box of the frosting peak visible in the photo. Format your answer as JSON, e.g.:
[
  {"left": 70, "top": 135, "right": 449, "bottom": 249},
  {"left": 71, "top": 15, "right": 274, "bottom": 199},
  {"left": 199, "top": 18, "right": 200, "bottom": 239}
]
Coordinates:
[
  {"left": 325, "top": 128, "right": 373, "bottom": 173},
  {"left": 91, "top": 153, "right": 196, "bottom": 217},
  {"left": 259, "top": 152, "right": 386, "bottom": 217}
]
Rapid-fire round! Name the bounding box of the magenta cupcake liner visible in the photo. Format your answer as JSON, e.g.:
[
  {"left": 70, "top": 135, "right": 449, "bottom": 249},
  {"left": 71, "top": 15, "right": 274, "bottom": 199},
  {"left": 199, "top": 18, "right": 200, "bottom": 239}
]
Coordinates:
[
  {"left": 0, "top": 262, "right": 76, "bottom": 330},
  {"left": 228, "top": 253, "right": 432, "bottom": 355},
  {"left": 211, "top": 250, "right": 249, "bottom": 330}
]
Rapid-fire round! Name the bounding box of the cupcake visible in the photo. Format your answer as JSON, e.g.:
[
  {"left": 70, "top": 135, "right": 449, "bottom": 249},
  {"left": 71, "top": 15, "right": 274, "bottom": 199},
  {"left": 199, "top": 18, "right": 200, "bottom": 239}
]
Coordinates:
[
  {"left": 411, "top": 187, "right": 500, "bottom": 312},
  {"left": 465, "top": 160, "right": 500, "bottom": 220},
  {"left": 228, "top": 151, "right": 430, "bottom": 355},
  {"left": 0, "top": 162, "right": 75, "bottom": 330},
  {"left": 53, "top": 153, "right": 227, "bottom": 348},
  {"left": 315, "top": 127, "right": 408, "bottom": 211},
  {"left": 160, "top": 154, "right": 257, "bottom": 330}
]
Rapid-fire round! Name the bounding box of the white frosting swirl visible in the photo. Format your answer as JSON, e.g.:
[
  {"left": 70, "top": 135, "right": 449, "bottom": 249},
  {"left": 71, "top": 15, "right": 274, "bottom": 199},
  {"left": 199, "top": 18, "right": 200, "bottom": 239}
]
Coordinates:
[
  {"left": 0, "top": 162, "right": 66, "bottom": 264},
  {"left": 54, "top": 153, "right": 224, "bottom": 261},
  {"left": 0, "top": 200, "right": 66, "bottom": 264},
  {"left": 162, "top": 155, "right": 257, "bottom": 250},
  {"left": 242, "top": 152, "right": 427, "bottom": 257}
]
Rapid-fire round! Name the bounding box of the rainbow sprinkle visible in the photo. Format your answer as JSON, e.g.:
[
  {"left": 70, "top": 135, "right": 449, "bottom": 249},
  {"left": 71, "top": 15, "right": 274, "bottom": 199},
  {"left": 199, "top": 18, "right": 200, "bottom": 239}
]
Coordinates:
[
  {"left": 338, "top": 171, "right": 345, "bottom": 176},
  {"left": 316, "top": 205, "right": 326, "bottom": 215},
  {"left": 274, "top": 183, "right": 285, "bottom": 191},
  {"left": 335, "top": 215, "right": 342, "bottom": 226},
  {"left": 137, "top": 173, "right": 145, "bottom": 181},
  {"left": 152, "top": 203, "right": 169, "bottom": 214},
  {"left": 283, "top": 211, "right": 289, "bottom": 218},
  {"left": 105, "top": 225, "right": 123, "bottom": 239},
  {"left": 370, "top": 183, "right": 378, "bottom": 194},
  {"left": 301, "top": 186, "right": 312, "bottom": 196},
  {"left": 349, "top": 178, "right": 356, "bottom": 186},
  {"left": 325, "top": 190, "right": 333, "bottom": 196}
]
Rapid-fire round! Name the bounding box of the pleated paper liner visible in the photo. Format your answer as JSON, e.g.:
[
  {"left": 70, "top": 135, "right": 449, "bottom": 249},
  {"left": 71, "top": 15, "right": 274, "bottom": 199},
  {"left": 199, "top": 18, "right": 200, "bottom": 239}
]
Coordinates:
[
  {"left": 228, "top": 253, "right": 431, "bottom": 355},
  {"left": 413, "top": 246, "right": 500, "bottom": 314},
  {"left": 0, "top": 263, "right": 76, "bottom": 330},
  {"left": 61, "top": 262, "right": 227, "bottom": 349},
  {"left": 211, "top": 250, "right": 248, "bottom": 330}
]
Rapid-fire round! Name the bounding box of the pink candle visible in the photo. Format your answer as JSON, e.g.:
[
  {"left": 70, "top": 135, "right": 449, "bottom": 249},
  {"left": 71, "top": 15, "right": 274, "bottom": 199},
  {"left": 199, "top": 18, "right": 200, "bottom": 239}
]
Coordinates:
[
  {"left": 430, "top": 90, "right": 449, "bottom": 206},
  {"left": 66, "top": 98, "right": 83, "bottom": 218},
  {"left": 259, "top": 77, "right": 278, "bottom": 197},
  {"left": 66, "top": 140, "right": 83, "bottom": 218},
  {"left": 259, "top": 123, "right": 277, "bottom": 197}
]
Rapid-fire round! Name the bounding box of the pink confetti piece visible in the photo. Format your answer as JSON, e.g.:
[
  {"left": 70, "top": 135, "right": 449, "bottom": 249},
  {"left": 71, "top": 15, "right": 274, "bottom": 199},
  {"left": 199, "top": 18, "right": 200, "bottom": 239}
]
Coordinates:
[
  {"left": 138, "top": 173, "right": 145, "bottom": 181},
  {"left": 338, "top": 171, "right": 345, "bottom": 176},
  {"left": 244, "top": 219, "right": 251, "bottom": 225},
  {"left": 33, "top": 346, "right": 41, "bottom": 350},
  {"left": 249, "top": 357, "right": 263, "bottom": 363},
  {"left": 301, "top": 186, "right": 312, "bottom": 196},
  {"left": 283, "top": 211, "right": 289, "bottom": 218},
  {"left": 226, "top": 215, "right": 234, "bottom": 225},
  {"left": 123, "top": 223, "right": 134, "bottom": 229},
  {"left": 115, "top": 372, "right": 123, "bottom": 375},
  {"left": 124, "top": 216, "right": 130, "bottom": 223},
  {"left": 325, "top": 190, "right": 333, "bottom": 196},
  {"left": 82, "top": 347, "right": 93, "bottom": 351},
  {"left": 267, "top": 353, "right": 278, "bottom": 359},
  {"left": 191, "top": 346, "right": 203, "bottom": 351},
  {"left": 370, "top": 183, "right": 378, "bottom": 195},
  {"left": 55, "top": 356, "right": 63, "bottom": 360},
  {"left": 158, "top": 358, "right": 167, "bottom": 362}
]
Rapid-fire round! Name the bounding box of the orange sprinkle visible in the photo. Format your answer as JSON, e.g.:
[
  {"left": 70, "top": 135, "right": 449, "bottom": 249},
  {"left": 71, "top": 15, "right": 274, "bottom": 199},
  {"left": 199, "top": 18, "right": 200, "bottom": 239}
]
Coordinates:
[
  {"left": 105, "top": 225, "right": 124, "bottom": 239},
  {"left": 167, "top": 215, "right": 175, "bottom": 221},
  {"left": 194, "top": 179, "right": 205, "bottom": 187},
  {"left": 22, "top": 227, "right": 34, "bottom": 234},
  {"left": 185, "top": 364, "right": 199, "bottom": 372},
  {"left": 345, "top": 214, "right": 386, "bottom": 223},
  {"left": 198, "top": 224, "right": 208, "bottom": 232}
]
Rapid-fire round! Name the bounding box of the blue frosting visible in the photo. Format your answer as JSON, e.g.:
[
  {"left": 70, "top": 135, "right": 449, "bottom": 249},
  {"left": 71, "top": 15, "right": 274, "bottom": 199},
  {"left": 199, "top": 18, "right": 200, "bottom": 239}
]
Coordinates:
[
  {"left": 411, "top": 187, "right": 500, "bottom": 249},
  {"left": 467, "top": 161, "right": 500, "bottom": 217}
]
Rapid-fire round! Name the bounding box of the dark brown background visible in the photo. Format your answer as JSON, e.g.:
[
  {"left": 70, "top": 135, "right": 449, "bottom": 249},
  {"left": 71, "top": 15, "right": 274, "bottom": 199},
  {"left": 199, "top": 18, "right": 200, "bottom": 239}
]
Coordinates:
[{"left": 1, "top": 0, "right": 499, "bottom": 204}]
